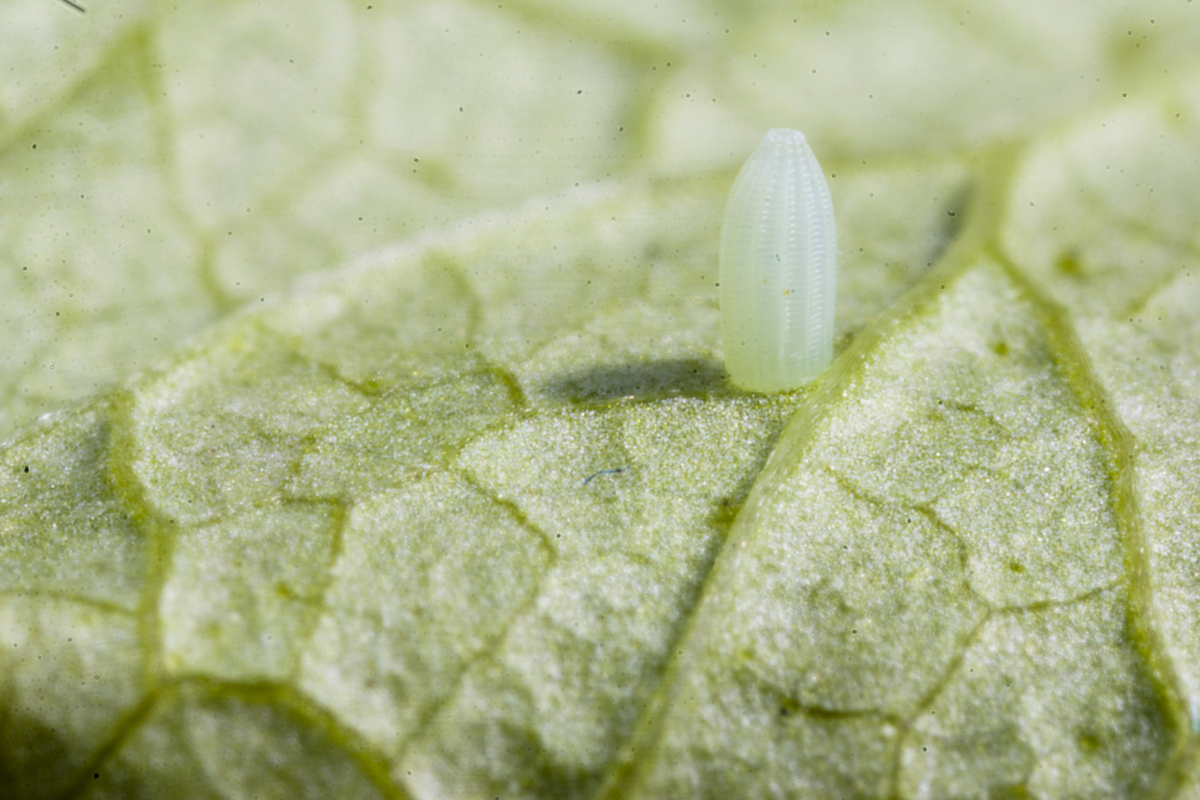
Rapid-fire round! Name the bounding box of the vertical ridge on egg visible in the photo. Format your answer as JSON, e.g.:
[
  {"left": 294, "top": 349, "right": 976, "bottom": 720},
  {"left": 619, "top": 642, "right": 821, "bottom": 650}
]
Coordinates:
[{"left": 719, "top": 129, "right": 837, "bottom": 392}]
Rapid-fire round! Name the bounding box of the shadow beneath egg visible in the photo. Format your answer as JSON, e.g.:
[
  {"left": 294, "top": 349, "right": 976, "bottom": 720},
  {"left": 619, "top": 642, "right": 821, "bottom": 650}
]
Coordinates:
[{"left": 539, "top": 358, "right": 732, "bottom": 404}]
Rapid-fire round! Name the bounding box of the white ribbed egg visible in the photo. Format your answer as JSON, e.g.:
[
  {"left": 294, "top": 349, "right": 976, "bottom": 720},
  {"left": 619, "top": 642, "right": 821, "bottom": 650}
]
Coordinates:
[{"left": 719, "top": 129, "right": 837, "bottom": 392}]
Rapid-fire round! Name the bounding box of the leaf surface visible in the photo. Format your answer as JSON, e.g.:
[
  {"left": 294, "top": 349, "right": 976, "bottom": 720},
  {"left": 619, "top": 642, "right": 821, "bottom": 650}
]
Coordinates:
[{"left": 2, "top": 1, "right": 1200, "bottom": 798}]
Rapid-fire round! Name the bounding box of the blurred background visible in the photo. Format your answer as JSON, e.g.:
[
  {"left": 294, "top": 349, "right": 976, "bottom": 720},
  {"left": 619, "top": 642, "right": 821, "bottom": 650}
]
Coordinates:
[{"left": 0, "top": 0, "right": 1194, "bottom": 440}]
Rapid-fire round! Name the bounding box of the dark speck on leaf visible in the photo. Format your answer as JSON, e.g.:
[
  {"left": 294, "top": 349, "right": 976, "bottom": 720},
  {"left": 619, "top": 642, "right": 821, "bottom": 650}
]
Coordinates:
[{"left": 1056, "top": 251, "right": 1084, "bottom": 276}]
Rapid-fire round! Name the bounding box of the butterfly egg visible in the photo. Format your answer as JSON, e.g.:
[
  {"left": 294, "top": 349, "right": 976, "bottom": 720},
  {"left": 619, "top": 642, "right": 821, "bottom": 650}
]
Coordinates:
[{"left": 719, "top": 129, "right": 837, "bottom": 392}]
